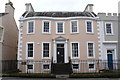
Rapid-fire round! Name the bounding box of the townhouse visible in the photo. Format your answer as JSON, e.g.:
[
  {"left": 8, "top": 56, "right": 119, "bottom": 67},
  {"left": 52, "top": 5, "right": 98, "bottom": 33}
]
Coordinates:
[
  {"left": 18, "top": 3, "right": 100, "bottom": 73},
  {"left": 0, "top": 1, "right": 18, "bottom": 72},
  {"left": 18, "top": 3, "right": 119, "bottom": 74},
  {"left": 98, "top": 13, "right": 118, "bottom": 70}
]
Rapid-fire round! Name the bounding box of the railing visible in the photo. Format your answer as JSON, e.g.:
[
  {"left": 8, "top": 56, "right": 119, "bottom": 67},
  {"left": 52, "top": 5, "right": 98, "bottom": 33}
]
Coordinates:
[
  {"left": 51, "top": 57, "right": 53, "bottom": 74},
  {"left": 71, "top": 60, "right": 120, "bottom": 73},
  {"left": 1, "top": 60, "right": 17, "bottom": 73},
  {"left": 17, "top": 60, "right": 120, "bottom": 73},
  {"left": 68, "top": 56, "right": 73, "bottom": 74}
]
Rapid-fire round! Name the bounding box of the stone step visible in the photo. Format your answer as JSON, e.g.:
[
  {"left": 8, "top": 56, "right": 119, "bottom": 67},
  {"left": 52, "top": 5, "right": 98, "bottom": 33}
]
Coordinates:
[
  {"left": 51, "top": 63, "right": 72, "bottom": 74},
  {"left": 56, "top": 74, "right": 69, "bottom": 78}
]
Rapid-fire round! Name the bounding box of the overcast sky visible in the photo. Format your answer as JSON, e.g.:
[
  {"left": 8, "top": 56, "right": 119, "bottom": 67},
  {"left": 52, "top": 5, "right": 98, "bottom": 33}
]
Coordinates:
[{"left": 0, "top": 0, "right": 120, "bottom": 26}]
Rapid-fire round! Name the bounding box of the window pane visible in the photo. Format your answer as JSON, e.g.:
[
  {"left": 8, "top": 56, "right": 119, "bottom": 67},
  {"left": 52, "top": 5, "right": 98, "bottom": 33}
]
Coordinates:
[
  {"left": 43, "top": 43, "right": 49, "bottom": 57},
  {"left": 106, "top": 23, "right": 112, "bottom": 34},
  {"left": 71, "top": 21, "right": 77, "bottom": 32},
  {"left": 27, "top": 65, "right": 33, "bottom": 69},
  {"left": 43, "top": 64, "right": 49, "bottom": 69},
  {"left": 44, "top": 21, "right": 49, "bottom": 32},
  {"left": 88, "top": 43, "right": 93, "bottom": 57},
  {"left": 87, "top": 21, "right": 92, "bottom": 32},
  {"left": 73, "top": 64, "right": 79, "bottom": 69},
  {"left": 89, "top": 64, "right": 94, "bottom": 69},
  {"left": 28, "top": 22, "right": 34, "bottom": 33},
  {"left": 57, "top": 22, "right": 63, "bottom": 33},
  {"left": 72, "top": 43, "right": 78, "bottom": 57},
  {"left": 28, "top": 43, "right": 33, "bottom": 57}
]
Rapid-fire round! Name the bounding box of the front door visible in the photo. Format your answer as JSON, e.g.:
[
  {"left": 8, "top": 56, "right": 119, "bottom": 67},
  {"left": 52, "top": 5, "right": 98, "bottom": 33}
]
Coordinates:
[
  {"left": 57, "top": 44, "right": 64, "bottom": 63},
  {"left": 107, "top": 50, "right": 113, "bottom": 70}
]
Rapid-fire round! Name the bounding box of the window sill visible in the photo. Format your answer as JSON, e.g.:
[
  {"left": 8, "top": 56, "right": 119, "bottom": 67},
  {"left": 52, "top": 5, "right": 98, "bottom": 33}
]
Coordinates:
[
  {"left": 26, "top": 57, "right": 34, "bottom": 59},
  {"left": 71, "top": 57, "right": 80, "bottom": 59},
  {"left": 87, "top": 57, "right": 95, "bottom": 59},
  {"left": 27, "top": 33, "right": 35, "bottom": 35},
  {"left": 42, "top": 57, "right": 51, "bottom": 59},
  {"left": 106, "top": 34, "right": 114, "bottom": 36},
  {"left": 42, "top": 32, "right": 51, "bottom": 34},
  {"left": 89, "top": 69, "right": 95, "bottom": 70},
  {"left": 43, "top": 69, "right": 50, "bottom": 71},
  {"left": 56, "top": 33, "right": 65, "bottom": 35},
  {"left": 86, "top": 32, "right": 94, "bottom": 35},
  {"left": 70, "top": 32, "right": 79, "bottom": 34}
]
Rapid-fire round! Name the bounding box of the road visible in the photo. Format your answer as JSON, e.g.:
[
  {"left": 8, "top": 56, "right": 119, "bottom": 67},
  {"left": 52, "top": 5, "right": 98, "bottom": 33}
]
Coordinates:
[{"left": 1, "top": 77, "right": 120, "bottom": 80}]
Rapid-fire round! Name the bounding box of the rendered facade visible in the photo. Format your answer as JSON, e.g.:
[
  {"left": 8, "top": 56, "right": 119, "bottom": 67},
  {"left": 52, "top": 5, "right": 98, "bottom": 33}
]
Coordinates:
[
  {"left": 98, "top": 13, "right": 118, "bottom": 70},
  {"left": 18, "top": 3, "right": 118, "bottom": 73},
  {"left": 0, "top": 1, "right": 18, "bottom": 72}
]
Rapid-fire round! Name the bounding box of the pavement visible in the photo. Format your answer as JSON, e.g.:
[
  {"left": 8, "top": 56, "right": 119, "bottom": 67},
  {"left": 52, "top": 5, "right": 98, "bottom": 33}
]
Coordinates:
[{"left": 1, "top": 77, "right": 120, "bottom": 80}]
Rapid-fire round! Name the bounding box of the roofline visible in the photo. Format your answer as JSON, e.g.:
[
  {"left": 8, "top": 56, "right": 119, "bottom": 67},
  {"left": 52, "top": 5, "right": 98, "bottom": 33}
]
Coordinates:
[{"left": 19, "top": 16, "right": 98, "bottom": 21}]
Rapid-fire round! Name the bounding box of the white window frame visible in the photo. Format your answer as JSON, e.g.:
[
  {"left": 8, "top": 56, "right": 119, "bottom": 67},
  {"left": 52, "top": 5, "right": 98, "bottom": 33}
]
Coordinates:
[
  {"left": 42, "top": 42, "right": 51, "bottom": 59},
  {"left": 26, "top": 63, "right": 34, "bottom": 73},
  {"left": 70, "top": 20, "right": 79, "bottom": 34},
  {"left": 56, "top": 21, "right": 65, "bottom": 34},
  {"left": 42, "top": 20, "right": 51, "bottom": 34},
  {"left": 86, "top": 20, "right": 94, "bottom": 33},
  {"left": 87, "top": 41, "right": 95, "bottom": 58},
  {"left": 26, "top": 42, "right": 34, "bottom": 59},
  {"left": 27, "top": 20, "right": 35, "bottom": 34},
  {"left": 72, "top": 62, "right": 80, "bottom": 71},
  {"left": 70, "top": 42, "right": 80, "bottom": 59},
  {"left": 105, "top": 22, "right": 113, "bottom": 35},
  {"left": 42, "top": 63, "right": 51, "bottom": 72},
  {"left": 88, "top": 62, "right": 95, "bottom": 71}
]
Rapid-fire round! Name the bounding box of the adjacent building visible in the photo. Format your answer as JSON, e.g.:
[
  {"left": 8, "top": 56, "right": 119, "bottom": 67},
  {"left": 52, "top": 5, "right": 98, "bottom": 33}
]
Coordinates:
[
  {"left": 98, "top": 13, "right": 118, "bottom": 70},
  {"left": 0, "top": 1, "right": 18, "bottom": 72}
]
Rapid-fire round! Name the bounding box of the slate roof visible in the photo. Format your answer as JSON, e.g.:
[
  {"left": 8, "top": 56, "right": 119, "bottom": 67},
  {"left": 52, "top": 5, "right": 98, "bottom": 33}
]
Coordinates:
[{"left": 22, "top": 11, "right": 97, "bottom": 18}]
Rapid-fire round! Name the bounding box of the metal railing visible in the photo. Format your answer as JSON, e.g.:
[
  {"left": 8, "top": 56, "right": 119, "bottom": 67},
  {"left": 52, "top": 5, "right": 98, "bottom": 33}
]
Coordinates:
[
  {"left": 1, "top": 60, "right": 17, "bottom": 73},
  {"left": 17, "top": 60, "right": 120, "bottom": 73}
]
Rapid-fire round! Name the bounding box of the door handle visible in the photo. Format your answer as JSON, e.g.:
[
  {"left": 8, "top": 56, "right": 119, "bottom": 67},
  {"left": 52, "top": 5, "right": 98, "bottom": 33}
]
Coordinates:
[{"left": 58, "top": 52, "right": 60, "bottom": 55}]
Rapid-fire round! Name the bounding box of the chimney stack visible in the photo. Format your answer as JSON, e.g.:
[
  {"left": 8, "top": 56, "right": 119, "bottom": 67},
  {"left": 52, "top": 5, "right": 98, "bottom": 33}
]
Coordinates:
[
  {"left": 25, "top": 3, "right": 34, "bottom": 12},
  {"left": 84, "top": 4, "right": 94, "bottom": 12},
  {"left": 5, "top": 1, "right": 15, "bottom": 16}
]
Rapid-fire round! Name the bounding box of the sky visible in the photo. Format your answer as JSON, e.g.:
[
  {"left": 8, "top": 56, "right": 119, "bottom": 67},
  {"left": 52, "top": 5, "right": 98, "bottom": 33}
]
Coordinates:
[{"left": 0, "top": 0, "right": 120, "bottom": 26}]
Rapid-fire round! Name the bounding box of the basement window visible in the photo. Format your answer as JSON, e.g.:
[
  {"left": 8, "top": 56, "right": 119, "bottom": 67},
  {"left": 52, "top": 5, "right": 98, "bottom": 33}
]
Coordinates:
[
  {"left": 88, "top": 63, "right": 95, "bottom": 70},
  {"left": 43, "top": 64, "right": 50, "bottom": 70},
  {"left": 72, "top": 64, "right": 79, "bottom": 69},
  {"left": 26, "top": 64, "right": 34, "bottom": 73}
]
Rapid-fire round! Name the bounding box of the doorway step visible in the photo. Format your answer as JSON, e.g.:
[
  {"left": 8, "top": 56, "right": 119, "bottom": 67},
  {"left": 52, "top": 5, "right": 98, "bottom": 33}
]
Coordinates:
[{"left": 51, "top": 63, "right": 72, "bottom": 75}]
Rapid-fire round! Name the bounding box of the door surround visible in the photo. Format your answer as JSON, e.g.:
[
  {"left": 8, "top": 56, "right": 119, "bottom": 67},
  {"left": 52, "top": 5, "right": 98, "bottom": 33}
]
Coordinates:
[
  {"left": 53, "top": 36, "right": 69, "bottom": 63},
  {"left": 107, "top": 49, "right": 114, "bottom": 70}
]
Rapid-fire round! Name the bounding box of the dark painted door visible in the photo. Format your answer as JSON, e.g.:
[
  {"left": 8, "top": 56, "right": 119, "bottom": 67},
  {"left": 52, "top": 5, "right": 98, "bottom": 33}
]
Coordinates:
[
  {"left": 57, "top": 44, "right": 64, "bottom": 63},
  {"left": 107, "top": 54, "right": 113, "bottom": 70}
]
